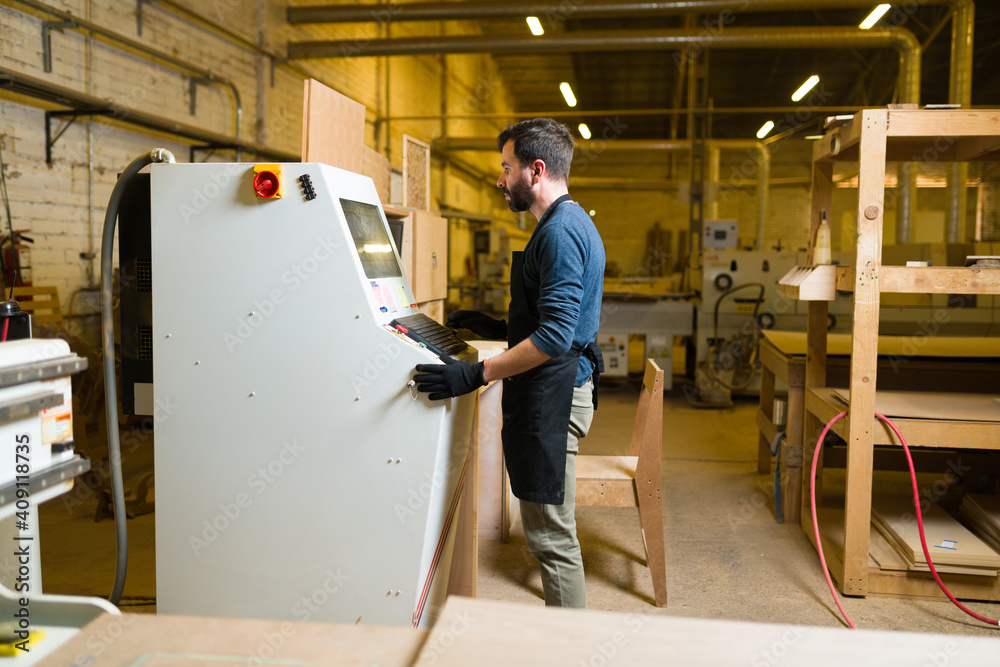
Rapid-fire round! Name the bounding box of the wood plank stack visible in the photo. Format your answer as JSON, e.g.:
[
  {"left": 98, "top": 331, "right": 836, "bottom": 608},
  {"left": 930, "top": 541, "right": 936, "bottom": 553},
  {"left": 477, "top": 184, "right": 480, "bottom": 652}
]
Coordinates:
[
  {"left": 871, "top": 495, "right": 1000, "bottom": 576},
  {"left": 959, "top": 494, "right": 1000, "bottom": 554}
]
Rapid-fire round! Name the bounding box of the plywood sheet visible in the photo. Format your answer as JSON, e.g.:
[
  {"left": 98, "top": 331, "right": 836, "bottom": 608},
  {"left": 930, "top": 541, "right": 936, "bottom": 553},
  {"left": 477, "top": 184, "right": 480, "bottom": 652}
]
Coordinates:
[
  {"left": 41, "top": 613, "right": 425, "bottom": 667},
  {"left": 762, "top": 330, "right": 1000, "bottom": 359},
  {"left": 872, "top": 495, "right": 1000, "bottom": 569},
  {"left": 364, "top": 145, "right": 392, "bottom": 203},
  {"left": 960, "top": 494, "right": 1000, "bottom": 554},
  {"left": 414, "top": 596, "right": 1000, "bottom": 666},
  {"left": 302, "top": 79, "right": 365, "bottom": 174},
  {"left": 832, "top": 389, "right": 1000, "bottom": 422}
]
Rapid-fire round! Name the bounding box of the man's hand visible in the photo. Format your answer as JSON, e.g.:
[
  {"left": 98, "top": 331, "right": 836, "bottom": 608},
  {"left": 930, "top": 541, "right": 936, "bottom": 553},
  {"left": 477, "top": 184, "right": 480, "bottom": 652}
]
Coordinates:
[
  {"left": 413, "top": 355, "right": 486, "bottom": 401},
  {"left": 446, "top": 310, "right": 507, "bottom": 340}
]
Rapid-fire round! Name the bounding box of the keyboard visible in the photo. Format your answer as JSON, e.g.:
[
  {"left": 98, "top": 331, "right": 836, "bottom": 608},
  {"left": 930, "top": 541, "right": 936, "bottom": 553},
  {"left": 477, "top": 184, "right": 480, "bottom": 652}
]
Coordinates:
[{"left": 391, "top": 313, "right": 469, "bottom": 358}]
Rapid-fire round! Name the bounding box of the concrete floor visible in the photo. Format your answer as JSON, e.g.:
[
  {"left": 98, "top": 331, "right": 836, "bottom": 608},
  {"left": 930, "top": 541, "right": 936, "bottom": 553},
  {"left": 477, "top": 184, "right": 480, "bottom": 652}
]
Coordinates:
[{"left": 37, "top": 376, "right": 1000, "bottom": 637}]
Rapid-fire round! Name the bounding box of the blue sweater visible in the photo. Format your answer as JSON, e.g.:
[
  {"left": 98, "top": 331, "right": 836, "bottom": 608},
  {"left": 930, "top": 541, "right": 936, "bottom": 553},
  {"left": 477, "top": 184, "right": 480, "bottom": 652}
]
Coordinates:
[{"left": 522, "top": 198, "right": 605, "bottom": 386}]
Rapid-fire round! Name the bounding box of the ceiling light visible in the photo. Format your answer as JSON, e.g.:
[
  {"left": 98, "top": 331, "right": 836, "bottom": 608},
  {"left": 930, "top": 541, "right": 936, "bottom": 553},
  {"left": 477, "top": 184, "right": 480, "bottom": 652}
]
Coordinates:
[
  {"left": 756, "top": 121, "right": 775, "bottom": 139},
  {"left": 791, "top": 75, "right": 820, "bottom": 102},
  {"left": 578, "top": 123, "right": 592, "bottom": 139},
  {"left": 559, "top": 82, "right": 577, "bottom": 108},
  {"left": 804, "top": 135, "right": 824, "bottom": 140},
  {"left": 589, "top": 210, "right": 596, "bottom": 216},
  {"left": 526, "top": 17, "right": 544, "bottom": 36},
  {"left": 859, "top": 4, "right": 891, "bottom": 30}
]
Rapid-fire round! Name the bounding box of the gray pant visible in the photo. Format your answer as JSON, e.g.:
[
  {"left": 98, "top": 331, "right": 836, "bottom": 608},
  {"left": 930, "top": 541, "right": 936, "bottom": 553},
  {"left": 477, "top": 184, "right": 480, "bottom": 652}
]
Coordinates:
[{"left": 518, "top": 380, "right": 594, "bottom": 608}]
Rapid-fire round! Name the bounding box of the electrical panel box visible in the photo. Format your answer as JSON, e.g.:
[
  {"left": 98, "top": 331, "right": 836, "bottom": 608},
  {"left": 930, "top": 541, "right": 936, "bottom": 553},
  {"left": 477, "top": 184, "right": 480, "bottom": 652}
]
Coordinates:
[{"left": 703, "top": 220, "right": 739, "bottom": 250}]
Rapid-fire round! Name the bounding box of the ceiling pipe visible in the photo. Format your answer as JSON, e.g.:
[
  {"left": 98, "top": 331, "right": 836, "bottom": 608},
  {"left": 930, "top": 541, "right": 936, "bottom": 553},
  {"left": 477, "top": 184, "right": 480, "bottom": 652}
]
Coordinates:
[
  {"left": 287, "top": 0, "right": 963, "bottom": 25},
  {"left": 435, "top": 137, "right": 770, "bottom": 248}
]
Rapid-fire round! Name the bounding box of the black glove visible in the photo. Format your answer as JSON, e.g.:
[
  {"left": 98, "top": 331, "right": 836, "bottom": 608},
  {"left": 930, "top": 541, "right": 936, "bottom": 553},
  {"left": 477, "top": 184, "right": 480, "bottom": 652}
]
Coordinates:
[
  {"left": 413, "top": 355, "right": 486, "bottom": 401},
  {"left": 446, "top": 310, "right": 507, "bottom": 340}
]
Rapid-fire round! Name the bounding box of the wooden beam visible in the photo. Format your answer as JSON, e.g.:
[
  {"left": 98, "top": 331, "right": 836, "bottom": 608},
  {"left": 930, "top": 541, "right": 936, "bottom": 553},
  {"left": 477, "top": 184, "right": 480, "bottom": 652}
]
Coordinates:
[
  {"left": 836, "top": 266, "right": 1000, "bottom": 294},
  {"left": 885, "top": 109, "right": 1000, "bottom": 138},
  {"left": 841, "top": 109, "right": 888, "bottom": 597}
]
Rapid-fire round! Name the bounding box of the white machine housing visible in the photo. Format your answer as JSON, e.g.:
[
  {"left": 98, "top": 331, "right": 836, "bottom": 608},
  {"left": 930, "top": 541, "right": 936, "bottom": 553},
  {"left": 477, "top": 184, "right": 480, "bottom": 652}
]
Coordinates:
[{"left": 150, "top": 162, "right": 475, "bottom": 628}]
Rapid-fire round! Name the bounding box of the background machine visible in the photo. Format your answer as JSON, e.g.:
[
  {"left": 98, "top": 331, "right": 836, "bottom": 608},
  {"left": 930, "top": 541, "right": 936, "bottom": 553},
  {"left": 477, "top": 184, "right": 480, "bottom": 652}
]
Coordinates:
[{"left": 128, "top": 162, "right": 475, "bottom": 628}]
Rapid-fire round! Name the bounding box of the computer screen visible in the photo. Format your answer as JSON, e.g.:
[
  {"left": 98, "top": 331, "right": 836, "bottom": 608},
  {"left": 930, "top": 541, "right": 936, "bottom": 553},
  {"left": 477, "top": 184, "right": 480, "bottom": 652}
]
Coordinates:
[{"left": 340, "top": 198, "right": 403, "bottom": 280}]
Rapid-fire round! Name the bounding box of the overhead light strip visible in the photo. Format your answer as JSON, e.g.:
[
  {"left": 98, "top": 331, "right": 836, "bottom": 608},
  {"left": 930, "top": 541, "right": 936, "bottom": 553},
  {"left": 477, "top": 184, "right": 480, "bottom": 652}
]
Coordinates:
[
  {"left": 526, "top": 16, "right": 544, "bottom": 36},
  {"left": 859, "top": 4, "right": 891, "bottom": 30},
  {"left": 756, "top": 121, "right": 775, "bottom": 139},
  {"left": 578, "top": 123, "right": 591, "bottom": 139},
  {"left": 791, "top": 75, "right": 820, "bottom": 102},
  {"left": 559, "top": 82, "right": 577, "bottom": 107}
]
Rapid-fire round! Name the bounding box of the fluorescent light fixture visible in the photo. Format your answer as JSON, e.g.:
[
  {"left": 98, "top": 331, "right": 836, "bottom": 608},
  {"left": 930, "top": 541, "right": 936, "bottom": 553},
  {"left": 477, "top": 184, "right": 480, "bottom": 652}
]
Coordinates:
[
  {"left": 526, "top": 16, "right": 544, "bottom": 36},
  {"left": 859, "top": 4, "right": 891, "bottom": 30},
  {"left": 756, "top": 121, "right": 775, "bottom": 139},
  {"left": 363, "top": 244, "right": 392, "bottom": 254},
  {"left": 791, "top": 75, "right": 820, "bottom": 102},
  {"left": 578, "top": 123, "right": 592, "bottom": 139},
  {"left": 804, "top": 135, "right": 824, "bottom": 140},
  {"left": 559, "top": 82, "right": 577, "bottom": 107}
]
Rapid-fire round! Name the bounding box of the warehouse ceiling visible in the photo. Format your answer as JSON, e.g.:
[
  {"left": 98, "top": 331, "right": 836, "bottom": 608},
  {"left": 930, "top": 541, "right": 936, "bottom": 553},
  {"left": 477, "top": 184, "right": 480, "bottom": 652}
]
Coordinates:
[
  {"left": 481, "top": 5, "right": 1000, "bottom": 140},
  {"left": 288, "top": 3, "right": 1000, "bottom": 141}
]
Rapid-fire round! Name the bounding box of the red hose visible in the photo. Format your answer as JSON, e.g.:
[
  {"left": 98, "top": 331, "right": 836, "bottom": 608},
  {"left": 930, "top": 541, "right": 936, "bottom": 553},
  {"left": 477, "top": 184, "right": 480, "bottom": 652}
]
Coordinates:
[{"left": 810, "top": 410, "right": 1000, "bottom": 629}]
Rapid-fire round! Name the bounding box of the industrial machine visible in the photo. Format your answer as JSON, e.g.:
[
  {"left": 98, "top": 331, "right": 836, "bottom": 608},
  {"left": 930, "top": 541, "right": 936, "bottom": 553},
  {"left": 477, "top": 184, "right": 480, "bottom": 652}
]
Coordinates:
[
  {"left": 692, "top": 245, "right": 999, "bottom": 402},
  {"left": 117, "top": 160, "right": 476, "bottom": 628}
]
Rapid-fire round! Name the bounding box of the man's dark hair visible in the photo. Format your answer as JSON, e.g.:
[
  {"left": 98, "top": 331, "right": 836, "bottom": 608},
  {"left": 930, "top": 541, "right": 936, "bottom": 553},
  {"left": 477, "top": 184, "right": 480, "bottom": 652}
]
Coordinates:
[{"left": 497, "top": 118, "right": 575, "bottom": 183}]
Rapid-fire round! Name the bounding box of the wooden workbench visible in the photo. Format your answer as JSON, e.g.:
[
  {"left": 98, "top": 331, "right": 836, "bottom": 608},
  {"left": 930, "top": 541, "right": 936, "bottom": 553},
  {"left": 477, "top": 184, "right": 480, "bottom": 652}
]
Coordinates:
[
  {"left": 757, "top": 331, "right": 1000, "bottom": 524},
  {"left": 785, "top": 107, "right": 1000, "bottom": 599}
]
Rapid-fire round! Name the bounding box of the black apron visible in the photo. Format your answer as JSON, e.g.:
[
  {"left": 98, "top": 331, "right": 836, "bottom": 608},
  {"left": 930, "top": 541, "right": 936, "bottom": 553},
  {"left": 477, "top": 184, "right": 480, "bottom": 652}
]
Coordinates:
[{"left": 501, "top": 195, "right": 602, "bottom": 505}]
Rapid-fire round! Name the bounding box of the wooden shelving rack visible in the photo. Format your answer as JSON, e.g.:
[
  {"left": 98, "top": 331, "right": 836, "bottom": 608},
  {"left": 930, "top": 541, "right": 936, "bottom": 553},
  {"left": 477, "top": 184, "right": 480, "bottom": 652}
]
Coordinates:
[{"left": 794, "top": 108, "right": 1000, "bottom": 599}]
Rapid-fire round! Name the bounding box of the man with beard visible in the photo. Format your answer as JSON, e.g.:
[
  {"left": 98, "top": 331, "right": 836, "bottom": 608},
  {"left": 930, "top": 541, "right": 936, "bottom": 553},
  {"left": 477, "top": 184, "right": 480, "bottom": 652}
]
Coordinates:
[{"left": 413, "top": 118, "right": 605, "bottom": 608}]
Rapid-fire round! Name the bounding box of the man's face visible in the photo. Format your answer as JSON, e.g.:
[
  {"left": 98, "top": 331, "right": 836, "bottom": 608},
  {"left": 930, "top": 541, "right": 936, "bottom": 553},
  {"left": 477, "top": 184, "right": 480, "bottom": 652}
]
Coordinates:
[{"left": 497, "top": 140, "right": 535, "bottom": 213}]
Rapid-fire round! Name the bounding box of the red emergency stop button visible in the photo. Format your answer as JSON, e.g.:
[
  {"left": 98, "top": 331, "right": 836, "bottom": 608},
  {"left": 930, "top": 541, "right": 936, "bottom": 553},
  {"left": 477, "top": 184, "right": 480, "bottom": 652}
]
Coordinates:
[{"left": 253, "top": 164, "right": 283, "bottom": 199}]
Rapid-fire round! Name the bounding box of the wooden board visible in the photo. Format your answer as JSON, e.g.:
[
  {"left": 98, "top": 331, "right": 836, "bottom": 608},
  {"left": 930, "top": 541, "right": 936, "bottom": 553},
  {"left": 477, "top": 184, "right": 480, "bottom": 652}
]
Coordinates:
[
  {"left": 832, "top": 389, "right": 1000, "bottom": 423},
  {"left": 960, "top": 495, "right": 1000, "bottom": 553},
  {"left": 364, "top": 145, "right": 392, "bottom": 204},
  {"left": 872, "top": 495, "right": 1000, "bottom": 569},
  {"left": 411, "top": 211, "right": 448, "bottom": 303},
  {"left": 762, "top": 330, "right": 1000, "bottom": 359},
  {"left": 41, "top": 612, "right": 425, "bottom": 667},
  {"left": 413, "top": 596, "right": 1000, "bottom": 667},
  {"left": 301, "top": 79, "right": 365, "bottom": 174}
]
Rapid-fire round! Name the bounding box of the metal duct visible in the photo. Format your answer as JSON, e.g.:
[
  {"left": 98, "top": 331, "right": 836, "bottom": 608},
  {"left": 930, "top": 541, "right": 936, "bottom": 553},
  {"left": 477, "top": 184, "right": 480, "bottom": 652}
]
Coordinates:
[
  {"left": 287, "top": 0, "right": 959, "bottom": 25},
  {"left": 289, "top": 27, "right": 919, "bottom": 78},
  {"left": 434, "top": 137, "right": 771, "bottom": 246}
]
